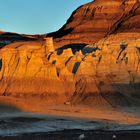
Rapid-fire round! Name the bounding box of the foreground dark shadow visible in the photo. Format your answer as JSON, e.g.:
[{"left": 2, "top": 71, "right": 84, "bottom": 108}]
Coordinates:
[
  {"left": 0, "top": 130, "right": 140, "bottom": 140},
  {"left": 0, "top": 103, "right": 21, "bottom": 113}
]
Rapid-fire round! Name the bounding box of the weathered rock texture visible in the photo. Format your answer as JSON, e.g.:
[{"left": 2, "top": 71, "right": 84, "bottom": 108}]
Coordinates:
[
  {"left": 48, "top": 0, "right": 140, "bottom": 48},
  {"left": 71, "top": 33, "right": 140, "bottom": 106},
  {"left": 0, "top": 0, "right": 140, "bottom": 106},
  {"left": 0, "top": 33, "right": 140, "bottom": 106},
  {"left": 0, "top": 41, "right": 76, "bottom": 104}
]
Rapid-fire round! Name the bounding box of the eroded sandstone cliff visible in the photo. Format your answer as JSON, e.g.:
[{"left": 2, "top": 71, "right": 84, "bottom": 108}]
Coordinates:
[
  {"left": 0, "top": 33, "right": 140, "bottom": 106},
  {"left": 0, "top": 0, "right": 140, "bottom": 106}
]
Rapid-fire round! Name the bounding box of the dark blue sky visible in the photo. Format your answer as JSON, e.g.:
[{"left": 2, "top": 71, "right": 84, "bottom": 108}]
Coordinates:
[{"left": 0, "top": 0, "right": 92, "bottom": 34}]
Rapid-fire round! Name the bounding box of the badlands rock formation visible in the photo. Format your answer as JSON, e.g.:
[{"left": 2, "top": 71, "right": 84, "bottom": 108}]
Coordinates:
[
  {"left": 0, "top": 0, "right": 140, "bottom": 106},
  {"left": 48, "top": 0, "right": 140, "bottom": 48},
  {"left": 0, "top": 33, "right": 140, "bottom": 106},
  {"left": 0, "top": 38, "right": 76, "bottom": 104}
]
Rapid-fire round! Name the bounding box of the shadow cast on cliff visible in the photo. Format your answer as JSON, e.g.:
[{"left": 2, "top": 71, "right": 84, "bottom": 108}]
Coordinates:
[
  {"left": 47, "top": 28, "right": 74, "bottom": 39},
  {"left": 71, "top": 81, "right": 140, "bottom": 107},
  {"left": 56, "top": 43, "right": 87, "bottom": 55}
]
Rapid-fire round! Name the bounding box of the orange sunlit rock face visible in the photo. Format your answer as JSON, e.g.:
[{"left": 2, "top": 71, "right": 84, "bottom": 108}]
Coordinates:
[
  {"left": 0, "top": 0, "right": 140, "bottom": 107},
  {"left": 0, "top": 33, "right": 140, "bottom": 106},
  {"left": 44, "top": 37, "right": 54, "bottom": 53}
]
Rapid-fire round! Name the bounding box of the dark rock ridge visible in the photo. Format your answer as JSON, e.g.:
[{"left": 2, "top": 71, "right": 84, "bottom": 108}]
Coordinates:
[{"left": 0, "top": 32, "right": 37, "bottom": 48}]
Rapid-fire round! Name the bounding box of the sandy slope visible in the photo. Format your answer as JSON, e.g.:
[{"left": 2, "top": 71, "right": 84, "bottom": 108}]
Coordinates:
[{"left": 0, "top": 96, "right": 140, "bottom": 125}]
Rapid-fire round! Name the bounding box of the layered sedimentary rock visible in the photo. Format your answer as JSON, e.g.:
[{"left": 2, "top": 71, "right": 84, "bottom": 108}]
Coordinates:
[
  {"left": 0, "top": 33, "right": 140, "bottom": 106},
  {"left": 0, "top": 0, "right": 140, "bottom": 106},
  {"left": 0, "top": 40, "right": 76, "bottom": 103},
  {"left": 72, "top": 33, "right": 140, "bottom": 106},
  {"left": 48, "top": 0, "right": 140, "bottom": 48}
]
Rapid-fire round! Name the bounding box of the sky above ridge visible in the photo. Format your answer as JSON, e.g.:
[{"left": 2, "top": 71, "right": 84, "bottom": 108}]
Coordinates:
[{"left": 0, "top": 0, "right": 92, "bottom": 34}]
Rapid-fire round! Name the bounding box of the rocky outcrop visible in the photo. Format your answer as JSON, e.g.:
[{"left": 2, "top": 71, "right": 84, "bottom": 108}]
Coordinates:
[
  {"left": 48, "top": 0, "right": 140, "bottom": 48},
  {"left": 0, "top": 33, "right": 140, "bottom": 106},
  {"left": 0, "top": 40, "right": 75, "bottom": 104},
  {"left": 71, "top": 33, "right": 140, "bottom": 106},
  {"left": 0, "top": 0, "right": 140, "bottom": 106}
]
